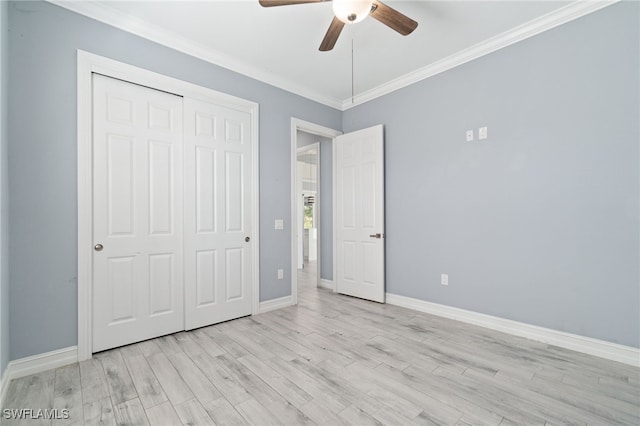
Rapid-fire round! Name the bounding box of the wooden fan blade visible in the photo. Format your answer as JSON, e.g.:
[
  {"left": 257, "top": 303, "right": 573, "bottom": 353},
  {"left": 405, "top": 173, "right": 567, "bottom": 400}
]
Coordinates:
[
  {"left": 319, "top": 16, "right": 345, "bottom": 51},
  {"left": 370, "top": 0, "right": 418, "bottom": 36},
  {"left": 259, "top": 0, "right": 323, "bottom": 7}
]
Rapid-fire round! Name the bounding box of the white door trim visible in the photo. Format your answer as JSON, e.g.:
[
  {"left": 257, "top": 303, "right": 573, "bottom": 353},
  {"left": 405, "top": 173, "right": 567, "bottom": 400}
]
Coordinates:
[
  {"left": 77, "top": 50, "right": 260, "bottom": 361},
  {"left": 290, "top": 118, "right": 341, "bottom": 306}
]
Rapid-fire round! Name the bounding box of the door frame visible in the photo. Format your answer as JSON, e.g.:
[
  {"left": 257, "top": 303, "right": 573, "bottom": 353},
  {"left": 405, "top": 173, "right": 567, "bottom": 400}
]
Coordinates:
[
  {"left": 77, "top": 50, "right": 260, "bottom": 361},
  {"left": 290, "top": 118, "right": 341, "bottom": 306}
]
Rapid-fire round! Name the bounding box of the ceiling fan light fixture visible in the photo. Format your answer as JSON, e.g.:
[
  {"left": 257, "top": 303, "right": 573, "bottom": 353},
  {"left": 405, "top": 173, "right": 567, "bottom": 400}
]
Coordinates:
[{"left": 332, "top": 0, "right": 373, "bottom": 24}]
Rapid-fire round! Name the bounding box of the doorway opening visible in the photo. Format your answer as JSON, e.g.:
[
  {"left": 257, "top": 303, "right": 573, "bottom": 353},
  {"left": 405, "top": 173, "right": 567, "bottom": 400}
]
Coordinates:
[
  {"left": 290, "top": 119, "right": 341, "bottom": 305},
  {"left": 297, "top": 143, "right": 319, "bottom": 291}
]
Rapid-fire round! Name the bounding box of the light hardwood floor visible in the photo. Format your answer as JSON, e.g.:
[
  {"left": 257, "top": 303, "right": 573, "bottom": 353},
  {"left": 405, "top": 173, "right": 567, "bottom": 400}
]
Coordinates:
[{"left": 2, "top": 264, "right": 639, "bottom": 425}]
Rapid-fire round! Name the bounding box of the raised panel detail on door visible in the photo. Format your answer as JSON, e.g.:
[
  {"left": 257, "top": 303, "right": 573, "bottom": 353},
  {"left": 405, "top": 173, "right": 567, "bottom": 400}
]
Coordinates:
[
  {"left": 362, "top": 243, "right": 377, "bottom": 285},
  {"left": 343, "top": 242, "right": 356, "bottom": 282},
  {"left": 362, "top": 162, "right": 376, "bottom": 228},
  {"left": 107, "top": 135, "right": 134, "bottom": 236},
  {"left": 336, "top": 125, "right": 385, "bottom": 303},
  {"left": 342, "top": 166, "right": 356, "bottom": 229},
  {"left": 196, "top": 147, "right": 217, "bottom": 233},
  {"left": 107, "top": 95, "right": 133, "bottom": 125},
  {"left": 93, "top": 74, "right": 184, "bottom": 352},
  {"left": 196, "top": 113, "right": 216, "bottom": 137},
  {"left": 225, "top": 248, "right": 244, "bottom": 301},
  {"left": 196, "top": 250, "right": 217, "bottom": 307},
  {"left": 149, "top": 253, "right": 174, "bottom": 316},
  {"left": 225, "top": 119, "right": 243, "bottom": 143},
  {"left": 149, "top": 140, "right": 173, "bottom": 235},
  {"left": 184, "top": 98, "right": 253, "bottom": 330},
  {"left": 148, "top": 103, "right": 172, "bottom": 131},
  {"left": 226, "top": 152, "right": 243, "bottom": 232},
  {"left": 108, "top": 256, "right": 136, "bottom": 323}
]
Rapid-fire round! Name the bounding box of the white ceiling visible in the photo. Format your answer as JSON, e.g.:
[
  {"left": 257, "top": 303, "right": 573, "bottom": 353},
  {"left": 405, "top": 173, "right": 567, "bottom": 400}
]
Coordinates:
[{"left": 56, "top": 0, "right": 602, "bottom": 109}]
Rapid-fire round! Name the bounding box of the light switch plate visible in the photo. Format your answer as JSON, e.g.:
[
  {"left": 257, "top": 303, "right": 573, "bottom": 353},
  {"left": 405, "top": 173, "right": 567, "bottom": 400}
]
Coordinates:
[
  {"left": 466, "top": 130, "right": 474, "bottom": 142},
  {"left": 275, "top": 219, "right": 284, "bottom": 230},
  {"left": 479, "top": 127, "right": 488, "bottom": 140}
]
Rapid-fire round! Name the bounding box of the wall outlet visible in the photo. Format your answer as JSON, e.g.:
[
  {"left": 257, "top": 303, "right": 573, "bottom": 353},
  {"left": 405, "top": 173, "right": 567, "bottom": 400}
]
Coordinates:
[
  {"left": 277, "top": 269, "right": 284, "bottom": 280},
  {"left": 466, "top": 130, "right": 474, "bottom": 142},
  {"left": 479, "top": 126, "right": 488, "bottom": 140},
  {"left": 441, "top": 274, "right": 449, "bottom": 286}
]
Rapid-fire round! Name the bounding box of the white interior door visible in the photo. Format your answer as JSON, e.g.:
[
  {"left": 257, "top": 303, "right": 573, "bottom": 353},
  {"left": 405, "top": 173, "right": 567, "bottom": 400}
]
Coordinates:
[
  {"left": 92, "top": 74, "right": 184, "bottom": 352},
  {"left": 184, "top": 98, "right": 253, "bottom": 330},
  {"left": 336, "top": 125, "right": 385, "bottom": 303}
]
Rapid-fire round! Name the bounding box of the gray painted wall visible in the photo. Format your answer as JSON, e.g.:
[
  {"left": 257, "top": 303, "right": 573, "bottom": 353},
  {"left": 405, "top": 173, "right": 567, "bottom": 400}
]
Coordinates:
[
  {"left": 343, "top": 1, "right": 639, "bottom": 347},
  {"left": 7, "top": 1, "right": 340, "bottom": 360},
  {"left": 297, "top": 131, "right": 333, "bottom": 281},
  {"left": 0, "top": 0, "right": 9, "bottom": 377}
]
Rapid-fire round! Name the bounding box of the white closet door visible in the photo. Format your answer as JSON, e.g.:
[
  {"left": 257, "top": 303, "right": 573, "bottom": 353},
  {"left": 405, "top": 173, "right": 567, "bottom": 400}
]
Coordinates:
[
  {"left": 336, "top": 125, "right": 385, "bottom": 303},
  {"left": 184, "top": 98, "right": 253, "bottom": 330},
  {"left": 92, "top": 74, "right": 184, "bottom": 352}
]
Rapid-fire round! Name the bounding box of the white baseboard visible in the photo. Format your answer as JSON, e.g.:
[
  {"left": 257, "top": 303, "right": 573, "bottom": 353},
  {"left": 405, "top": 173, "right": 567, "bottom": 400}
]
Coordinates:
[
  {"left": 319, "top": 279, "right": 334, "bottom": 291},
  {"left": 0, "top": 346, "right": 78, "bottom": 407},
  {"left": 386, "top": 293, "right": 640, "bottom": 367},
  {"left": 7, "top": 346, "right": 78, "bottom": 380},
  {"left": 258, "top": 295, "right": 295, "bottom": 314}
]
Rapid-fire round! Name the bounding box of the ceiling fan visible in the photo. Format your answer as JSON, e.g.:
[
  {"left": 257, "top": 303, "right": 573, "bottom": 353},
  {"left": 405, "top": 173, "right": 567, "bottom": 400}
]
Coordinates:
[{"left": 259, "top": 0, "right": 418, "bottom": 51}]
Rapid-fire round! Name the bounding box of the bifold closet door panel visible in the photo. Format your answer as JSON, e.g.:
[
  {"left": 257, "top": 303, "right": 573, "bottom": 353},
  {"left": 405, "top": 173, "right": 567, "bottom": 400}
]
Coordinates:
[
  {"left": 183, "top": 97, "right": 253, "bottom": 330},
  {"left": 92, "top": 74, "right": 184, "bottom": 352}
]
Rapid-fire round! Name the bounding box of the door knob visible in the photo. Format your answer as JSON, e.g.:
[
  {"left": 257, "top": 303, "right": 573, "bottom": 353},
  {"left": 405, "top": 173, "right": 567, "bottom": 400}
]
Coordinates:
[
  {"left": 94, "top": 244, "right": 104, "bottom": 251},
  {"left": 245, "top": 236, "right": 250, "bottom": 242},
  {"left": 369, "top": 233, "right": 382, "bottom": 239}
]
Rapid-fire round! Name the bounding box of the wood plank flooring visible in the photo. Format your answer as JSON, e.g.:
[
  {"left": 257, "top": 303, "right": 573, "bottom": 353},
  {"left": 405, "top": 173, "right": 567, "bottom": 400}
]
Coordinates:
[{"left": 2, "top": 262, "right": 639, "bottom": 425}]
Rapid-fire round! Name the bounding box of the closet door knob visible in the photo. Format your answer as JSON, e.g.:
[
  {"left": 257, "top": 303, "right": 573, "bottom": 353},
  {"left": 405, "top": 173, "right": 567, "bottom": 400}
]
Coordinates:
[
  {"left": 245, "top": 236, "right": 250, "bottom": 242},
  {"left": 94, "top": 244, "right": 104, "bottom": 251}
]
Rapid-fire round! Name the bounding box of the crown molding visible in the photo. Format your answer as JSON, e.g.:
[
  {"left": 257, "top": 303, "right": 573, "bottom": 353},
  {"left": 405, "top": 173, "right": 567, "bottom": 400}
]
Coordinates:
[
  {"left": 341, "top": 0, "right": 619, "bottom": 110},
  {"left": 48, "top": 0, "right": 344, "bottom": 110},
  {"left": 49, "top": 1, "right": 617, "bottom": 112}
]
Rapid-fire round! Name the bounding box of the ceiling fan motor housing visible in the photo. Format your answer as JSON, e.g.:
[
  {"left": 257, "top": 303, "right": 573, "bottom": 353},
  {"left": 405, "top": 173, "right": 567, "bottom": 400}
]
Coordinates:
[{"left": 333, "top": 0, "right": 374, "bottom": 24}]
